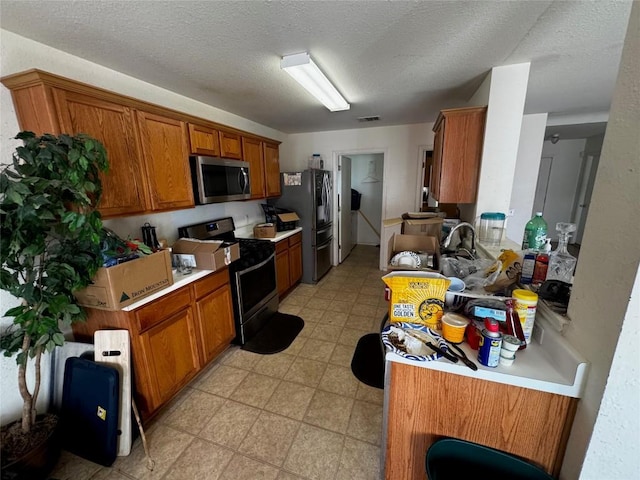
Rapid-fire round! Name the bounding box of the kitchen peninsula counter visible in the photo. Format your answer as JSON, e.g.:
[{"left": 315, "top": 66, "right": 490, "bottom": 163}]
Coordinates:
[{"left": 382, "top": 239, "right": 589, "bottom": 479}]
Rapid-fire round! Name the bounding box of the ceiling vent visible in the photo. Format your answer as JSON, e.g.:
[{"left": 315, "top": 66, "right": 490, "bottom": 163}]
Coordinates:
[{"left": 358, "top": 115, "right": 380, "bottom": 122}]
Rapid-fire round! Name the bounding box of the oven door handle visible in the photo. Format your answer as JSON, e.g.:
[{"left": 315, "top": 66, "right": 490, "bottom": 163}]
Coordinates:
[{"left": 235, "top": 251, "right": 275, "bottom": 277}]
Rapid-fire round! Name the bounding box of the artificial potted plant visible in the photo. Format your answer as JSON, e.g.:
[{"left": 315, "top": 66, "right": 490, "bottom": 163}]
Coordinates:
[{"left": 0, "top": 131, "right": 108, "bottom": 479}]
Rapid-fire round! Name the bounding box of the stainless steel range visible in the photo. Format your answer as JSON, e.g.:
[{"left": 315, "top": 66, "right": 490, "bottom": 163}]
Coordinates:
[{"left": 177, "top": 217, "right": 278, "bottom": 345}]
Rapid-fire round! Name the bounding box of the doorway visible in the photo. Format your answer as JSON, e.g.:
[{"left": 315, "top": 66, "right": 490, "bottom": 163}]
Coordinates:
[
  {"left": 334, "top": 152, "right": 385, "bottom": 265},
  {"left": 533, "top": 138, "right": 601, "bottom": 245}
]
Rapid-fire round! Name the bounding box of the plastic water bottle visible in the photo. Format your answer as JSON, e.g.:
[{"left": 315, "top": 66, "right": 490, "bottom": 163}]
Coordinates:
[{"left": 522, "top": 212, "right": 547, "bottom": 251}]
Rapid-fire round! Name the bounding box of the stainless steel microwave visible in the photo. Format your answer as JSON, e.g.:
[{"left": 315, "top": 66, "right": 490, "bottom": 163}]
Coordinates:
[{"left": 189, "top": 156, "right": 251, "bottom": 204}]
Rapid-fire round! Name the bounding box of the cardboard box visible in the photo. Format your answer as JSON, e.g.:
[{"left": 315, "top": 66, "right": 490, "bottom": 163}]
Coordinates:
[
  {"left": 253, "top": 223, "right": 277, "bottom": 239},
  {"left": 401, "top": 216, "right": 444, "bottom": 237},
  {"left": 387, "top": 234, "right": 441, "bottom": 272},
  {"left": 172, "top": 238, "right": 240, "bottom": 271},
  {"left": 74, "top": 249, "right": 173, "bottom": 311},
  {"left": 382, "top": 271, "right": 451, "bottom": 328},
  {"left": 383, "top": 212, "right": 444, "bottom": 241},
  {"left": 277, "top": 212, "right": 300, "bottom": 223}
]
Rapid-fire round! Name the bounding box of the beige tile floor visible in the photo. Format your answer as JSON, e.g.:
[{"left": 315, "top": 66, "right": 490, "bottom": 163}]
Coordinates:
[{"left": 50, "top": 245, "right": 387, "bottom": 480}]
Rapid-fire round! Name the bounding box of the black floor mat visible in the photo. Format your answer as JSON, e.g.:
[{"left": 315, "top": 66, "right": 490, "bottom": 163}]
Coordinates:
[
  {"left": 241, "top": 312, "right": 304, "bottom": 355},
  {"left": 351, "top": 333, "right": 384, "bottom": 389}
]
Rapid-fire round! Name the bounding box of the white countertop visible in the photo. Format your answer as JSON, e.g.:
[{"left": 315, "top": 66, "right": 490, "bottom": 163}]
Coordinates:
[
  {"left": 235, "top": 225, "right": 302, "bottom": 243},
  {"left": 385, "top": 314, "right": 588, "bottom": 397},
  {"left": 122, "top": 268, "right": 213, "bottom": 311},
  {"left": 385, "top": 237, "right": 589, "bottom": 398}
]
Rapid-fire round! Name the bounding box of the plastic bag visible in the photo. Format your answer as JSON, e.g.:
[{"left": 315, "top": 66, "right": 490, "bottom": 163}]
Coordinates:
[{"left": 440, "top": 256, "right": 502, "bottom": 290}]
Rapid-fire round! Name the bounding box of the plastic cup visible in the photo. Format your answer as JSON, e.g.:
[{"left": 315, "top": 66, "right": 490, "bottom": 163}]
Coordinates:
[
  {"left": 500, "top": 348, "right": 516, "bottom": 359},
  {"left": 499, "top": 354, "right": 515, "bottom": 367},
  {"left": 445, "top": 277, "right": 465, "bottom": 307},
  {"left": 441, "top": 313, "right": 469, "bottom": 344}
]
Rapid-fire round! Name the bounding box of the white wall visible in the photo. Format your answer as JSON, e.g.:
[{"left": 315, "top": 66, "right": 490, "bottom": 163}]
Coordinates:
[
  {"left": 561, "top": 3, "right": 640, "bottom": 478},
  {"left": 536, "top": 139, "right": 586, "bottom": 239},
  {"left": 281, "top": 124, "right": 432, "bottom": 220},
  {"left": 281, "top": 124, "right": 433, "bottom": 269},
  {"left": 350, "top": 154, "right": 384, "bottom": 245},
  {"left": 0, "top": 30, "right": 285, "bottom": 424},
  {"left": 464, "top": 63, "right": 530, "bottom": 222},
  {"left": 506, "top": 113, "right": 548, "bottom": 242}
]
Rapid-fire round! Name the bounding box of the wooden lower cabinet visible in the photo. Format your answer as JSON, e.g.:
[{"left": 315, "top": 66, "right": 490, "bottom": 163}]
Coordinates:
[
  {"left": 193, "top": 274, "right": 235, "bottom": 364},
  {"left": 385, "top": 362, "right": 578, "bottom": 479},
  {"left": 289, "top": 239, "right": 303, "bottom": 286},
  {"left": 275, "top": 240, "right": 291, "bottom": 297},
  {"left": 275, "top": 232, "right": 302, "bottom": 298},
  {"left": 139, "top": 308, "right": 200, "bottom": 405},
  {"left": 72, "top": 269, "right": 235, "bottom": 421}
]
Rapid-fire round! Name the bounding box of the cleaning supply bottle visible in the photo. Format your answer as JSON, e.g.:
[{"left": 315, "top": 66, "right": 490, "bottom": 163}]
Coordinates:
[
  {"left": 522, "top": 212, "right": 548, "bottom": 251},
  {"left": 532, "top": 239, "right": 551, "bottom": 285},
  {"left": 547, "top": 222, "right": 578, "bottom": 284},
  {"left": 504, "top": 299, "right": 526, "bottom": 350}
]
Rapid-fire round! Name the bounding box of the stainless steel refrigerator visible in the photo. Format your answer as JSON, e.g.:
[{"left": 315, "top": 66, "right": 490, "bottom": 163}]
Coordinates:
[{"left": 270, "top": 169, "right": 332, "bottom": 284}]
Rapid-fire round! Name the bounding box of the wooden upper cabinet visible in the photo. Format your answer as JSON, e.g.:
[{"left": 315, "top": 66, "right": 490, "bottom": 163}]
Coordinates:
[
  {"left": 136, "top": 111, "right": 195, "bottom": 211},
  {"left": 242, "top": 136, "right": 266, "bottom": 199},
  {"left": 188, "top": 123, "right": 220, "bottom": 156},
  {"left": 219, "top": 130, "right": 243, "bottom": 160},
  {"left": 2, "top": 69, "right": 281, "bottom": 216},
  {"left": 263, "top": 142, "right": 281, "bottom": 197},
  {"left": 53, "top": 90, "right": 150, "bottom": 216},
  {"left": 430, "top": 106, "right": 487, "bottom": 204}
]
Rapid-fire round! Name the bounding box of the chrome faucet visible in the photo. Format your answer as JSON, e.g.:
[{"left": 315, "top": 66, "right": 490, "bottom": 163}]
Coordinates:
[{"left": 442, "top": 222, "right": 476, "bottom": 257}]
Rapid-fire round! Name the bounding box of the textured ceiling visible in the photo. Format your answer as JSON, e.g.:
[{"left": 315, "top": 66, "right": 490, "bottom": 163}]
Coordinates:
[{"left": 0, "top": 1, "right": 632, "bottom": 134}]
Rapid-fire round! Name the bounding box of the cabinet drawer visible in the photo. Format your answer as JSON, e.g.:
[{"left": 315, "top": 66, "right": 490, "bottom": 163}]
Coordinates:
[
  {"left": 193, "top": 269, "right": 230, "bottom": 299},
  {"left": 136, "top": 287, "right": 191, "bottom": 332},
  {"left": 275, "top": 239, "right": 289, "bottom": 254},
  {"left": 288, "top": 232, "right": 302, "bottom": 247}
]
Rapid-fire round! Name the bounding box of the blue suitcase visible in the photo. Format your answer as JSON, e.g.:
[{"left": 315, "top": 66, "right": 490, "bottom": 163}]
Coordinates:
[{"left": 60, "top": 357, "right": 119, "bottom": 466}]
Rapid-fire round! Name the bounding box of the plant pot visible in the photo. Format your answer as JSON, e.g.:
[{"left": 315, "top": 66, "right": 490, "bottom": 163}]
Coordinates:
[{"left": 1, "top": 414, "right": 61, "bottom": 480}]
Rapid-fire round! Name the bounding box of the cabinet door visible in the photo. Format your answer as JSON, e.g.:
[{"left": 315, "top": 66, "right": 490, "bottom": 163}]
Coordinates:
[
  {"left": 219, "top": 131, "right": 243, "bottom": 160},
  {"left": 136, "top": 111, "right": 194, "bottom": 211},
  {"left": 242, "top": 136, "right": 266, "bottom": 199},
  {"left": 289, "top": 240, "right": 302, "bottom": 286},
  {"left": 194, "top": 283, "right": 235, "bottom": 365},
  {"left": 188, "top": 123, "right": 220, "bottom": 156},
  {"left": 434, "top": 106, "right": 486, "bottom": 204},
  {"left": 53, "top": 90, "right": 149, "bottom": 217},
  {"left": 276, "top": 246, "right": 290, "bottom": 298},
  {"left": 140, "top": 307, "right": 200, "bottom": 406},
  {"left": 263, "top": 142, "right": 281, "bottom": 197}
]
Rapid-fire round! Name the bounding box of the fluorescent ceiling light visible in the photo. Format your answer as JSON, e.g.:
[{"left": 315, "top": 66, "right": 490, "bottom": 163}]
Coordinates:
[{"left": 281, "top": 52, "right": 350, "bottom": 112}]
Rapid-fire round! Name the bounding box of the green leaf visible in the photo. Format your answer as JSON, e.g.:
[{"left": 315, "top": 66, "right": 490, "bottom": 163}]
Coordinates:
[{"left": 52, "top": 332, "right": 65, "bottom": 346}]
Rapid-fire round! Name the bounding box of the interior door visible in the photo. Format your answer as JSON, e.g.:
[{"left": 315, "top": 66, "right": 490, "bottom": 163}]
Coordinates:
[
  {"left": 338, "top": 155, "right": 352, "bottom": 263},
  {"left": 532, "top": 156, "right": 553, "bottom": 216},
  {"left": 573, "top": 154, "right": 599, "bottom": 244}
]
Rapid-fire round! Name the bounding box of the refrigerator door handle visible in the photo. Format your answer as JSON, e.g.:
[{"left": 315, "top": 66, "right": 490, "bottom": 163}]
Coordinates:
[{"left": 317, "top": 239, "right": 332, "bottom": 250}]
